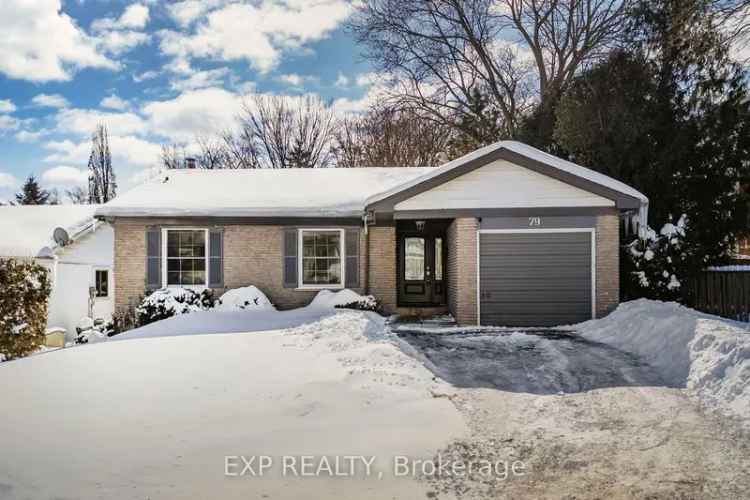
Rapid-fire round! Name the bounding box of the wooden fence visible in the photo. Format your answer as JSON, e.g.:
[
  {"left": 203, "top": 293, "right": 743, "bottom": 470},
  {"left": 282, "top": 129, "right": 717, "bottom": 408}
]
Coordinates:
[{"left": 685, "top": 271, "right": 750, "bottom": 322}]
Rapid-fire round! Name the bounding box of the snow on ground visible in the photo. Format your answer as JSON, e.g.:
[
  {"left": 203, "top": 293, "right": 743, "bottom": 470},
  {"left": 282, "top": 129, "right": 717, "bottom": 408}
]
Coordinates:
[
  {"left": 578, "top": 299, "right": 750, "bottom": 425},
  {"left": 116, "top": 289, "right": 375, "bottom": 341},
  {"left": 0, "top": 309, "right": 466, "bottom": 500}
]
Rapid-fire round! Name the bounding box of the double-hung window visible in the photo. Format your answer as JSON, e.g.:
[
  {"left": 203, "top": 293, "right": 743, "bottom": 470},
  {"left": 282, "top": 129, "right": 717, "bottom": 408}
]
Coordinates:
[
  {"left": 164, "top": 229, "right": 208, "bottom": 287},
  {"left": 299, "top": 229, "right": 344, "bottom": 288}
]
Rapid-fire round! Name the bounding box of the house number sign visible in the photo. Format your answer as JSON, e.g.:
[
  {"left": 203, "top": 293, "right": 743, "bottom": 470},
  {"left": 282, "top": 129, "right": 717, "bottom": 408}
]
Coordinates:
[{"left": 528, "top": 217, "right": 542, "bottom": 227}]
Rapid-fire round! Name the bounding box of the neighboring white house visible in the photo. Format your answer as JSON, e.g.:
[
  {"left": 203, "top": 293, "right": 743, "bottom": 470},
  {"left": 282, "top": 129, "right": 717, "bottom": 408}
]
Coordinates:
[{"left": 0, "top": 205, "right": 114, "bottom": 340}]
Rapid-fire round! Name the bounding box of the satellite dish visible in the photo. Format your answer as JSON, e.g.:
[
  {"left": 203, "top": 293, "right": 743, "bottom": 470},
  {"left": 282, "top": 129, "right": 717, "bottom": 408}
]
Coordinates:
[{"left": 53, "top": 227, "right": 70, "bottom": 247}]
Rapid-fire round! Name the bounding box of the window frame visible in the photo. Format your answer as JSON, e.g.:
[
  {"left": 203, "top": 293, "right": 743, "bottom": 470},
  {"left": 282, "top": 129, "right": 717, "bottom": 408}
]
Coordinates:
[
  {"left": 297, "top": 228, "right": 346, "bottom": 290},
  {"left": 93, "top": 267, "right": 111, "bottom": 299},
  {"left": 161, "top": 227, "right": 210, "bottom": 289}
]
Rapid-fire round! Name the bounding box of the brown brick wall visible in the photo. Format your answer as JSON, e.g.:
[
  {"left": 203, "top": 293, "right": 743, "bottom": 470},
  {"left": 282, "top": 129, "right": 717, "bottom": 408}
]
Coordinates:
[
  {"left": 113, "top": 219, "right": 366, "bottom": 315},
  {"left": 367, "top": 225, "right": 397, "bottom": 313},
  {"left": 447, "top": 218, "right": 478, "bottom": 325},
  {"left": 596, "top": 209, "right": 620, "bottom": 317}
]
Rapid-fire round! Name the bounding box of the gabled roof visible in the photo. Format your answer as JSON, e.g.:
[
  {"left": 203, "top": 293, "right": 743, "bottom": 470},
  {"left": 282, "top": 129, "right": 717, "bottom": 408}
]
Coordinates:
[
  {"left": 0, "top": 205, "right": 99, "bottom": 258},
  {"left": 365, "top": 141, "right": 649, "bottom": 214},
  {"left": 95, "top": 167, "right": 434, "bottom": 219}
]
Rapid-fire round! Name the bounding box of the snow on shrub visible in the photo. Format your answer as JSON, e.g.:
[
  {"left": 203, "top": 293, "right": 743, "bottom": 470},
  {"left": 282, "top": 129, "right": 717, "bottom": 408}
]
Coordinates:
[
  {"left": 135, "top": 288, "right": 217, "bottom": 326},
  {"left": 215, "top": 286, "right": 274, "bottom": 311},
  {"left": 0, "top": 258, "right": 52, "bottom": 361},
  {"left": 308, "top": 289, "right": 378, "bottom": 310},
  {"left": 625, "top": 215, "right": 689, "bottom": 301}
]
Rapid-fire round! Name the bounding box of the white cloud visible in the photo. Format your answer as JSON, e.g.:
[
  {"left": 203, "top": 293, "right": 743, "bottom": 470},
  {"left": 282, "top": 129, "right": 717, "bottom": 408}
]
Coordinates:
[
  {"left": 279, "top": 73, "right": 303, "bottom": 86},
  {"left": 356, "top": 72, "right": 380, "bottom": 87},
  {"left": 92, "top": 3, "right": 150, "bottom": 32},
  {"left": 100, "top": 95, "right": 129, "bottom": 111},
  {"left": 333, "top": 85, "right": 385, "bottom": 114},
  {"left": 41, "top": 165, "right": 88, "bottom": 186},
  {"left": 334, "top": 72, "right": 350, "bottom": 88},
  {"left": 167, "top": 0, "right": 225, "bottom": 27},
  {"left": 15, "top": 129, "right": 45, "bottom": 143},
  {"left": 158, "top": 0, "right": 351, "bottom": 73},
  {"left": 95, "top": 30, "right": 150, "bottom": 55},
  {"left": 133, "top": 70, "right": 160, "bottom": 82},
  {"left": 0, "top": 115, "right": 19, "bottom": 132},
  {"left": 0, "top": 0, "right": 116, "bottom": 82},
  {"left": 0, "top": 172, "right": 18, "bottom": 189},
  {"left": 53, "top": 108, "right": 148, "bottom": 138},
  {"left": 0, "top": 99, "right": 16, "bottom": 113},
  {"left": 171, "top": 68, "right": 230, "bottom": 91},
  {"left": 31, "top": 93, "right": 69, "bottom": 108},
  {"left": 141, "top": 87, "right": 242, "bottom": 142},
  {"left": 44, "top": 135, "right": 161, "bottom": 168}
]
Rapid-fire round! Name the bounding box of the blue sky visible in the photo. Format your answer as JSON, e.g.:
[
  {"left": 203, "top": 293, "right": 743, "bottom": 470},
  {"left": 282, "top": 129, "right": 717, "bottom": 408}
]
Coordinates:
[{"left": 0, "top": 0, "right": 377, "bottom": 202}]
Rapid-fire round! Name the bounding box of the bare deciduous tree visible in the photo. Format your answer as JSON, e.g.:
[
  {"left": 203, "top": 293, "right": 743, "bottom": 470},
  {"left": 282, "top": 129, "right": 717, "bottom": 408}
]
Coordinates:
[
  {"left": 334, "top": 104, "right": 452, "bottom": 167},
  {"left": 65, "top": 186, "right": 88, "bottom": 204},
  {"left": 238, "top": 94, "right": 337, "bottom": 168},
  {"left": 87, "top": 124, "right": 116, "bottom": 204},
  {"left": 350, "top": 0, "right": 629, "bottom": 139}
]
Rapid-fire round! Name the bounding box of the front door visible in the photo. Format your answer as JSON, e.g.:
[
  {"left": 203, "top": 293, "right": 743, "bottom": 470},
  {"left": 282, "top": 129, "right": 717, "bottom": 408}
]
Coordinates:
[{"left": 398, "top": 224, "right": 447, "bottom": 306}]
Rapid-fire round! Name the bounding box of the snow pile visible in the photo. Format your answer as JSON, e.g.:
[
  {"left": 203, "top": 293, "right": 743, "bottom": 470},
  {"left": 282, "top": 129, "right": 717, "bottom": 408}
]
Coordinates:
[
  {"left": 308, "top": 289, "right": 378, "bottom": 310},
  {"left": 117, "top": 289, "right": 378, "bottom": 341},
  {"left": 688, "top": 322, "right": 750, "bottom": 418},
  {"left": 215, "top": 286, "right": 274, "bottom": 311},
  {"left": 579, "top": 299, "right": 750, "bottom": 424}
]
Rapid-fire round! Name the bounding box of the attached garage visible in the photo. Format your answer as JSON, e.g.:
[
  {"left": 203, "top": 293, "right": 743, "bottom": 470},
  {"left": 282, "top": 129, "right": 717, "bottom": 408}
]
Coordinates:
[{"left": 477, "top": 229, "right": 595, "bottom": 327}]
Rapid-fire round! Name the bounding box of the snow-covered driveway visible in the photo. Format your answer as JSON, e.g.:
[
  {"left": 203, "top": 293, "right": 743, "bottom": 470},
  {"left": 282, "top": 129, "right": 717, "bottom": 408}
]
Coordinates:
[{"left": 397, "top": 330, "right": 664, "bottom": 394}]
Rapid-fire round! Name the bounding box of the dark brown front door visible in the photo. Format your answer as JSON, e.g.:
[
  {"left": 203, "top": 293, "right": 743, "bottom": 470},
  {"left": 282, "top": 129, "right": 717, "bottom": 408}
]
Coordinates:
[{"left": 398, "top": 223, "right": 447, "bottom": 306}]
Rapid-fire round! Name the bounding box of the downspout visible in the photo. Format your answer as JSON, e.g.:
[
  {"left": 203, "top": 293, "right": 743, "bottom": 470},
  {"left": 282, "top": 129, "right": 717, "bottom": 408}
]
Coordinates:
[{"left": 362, "top": 213, "right": 370, "bottom": 294}]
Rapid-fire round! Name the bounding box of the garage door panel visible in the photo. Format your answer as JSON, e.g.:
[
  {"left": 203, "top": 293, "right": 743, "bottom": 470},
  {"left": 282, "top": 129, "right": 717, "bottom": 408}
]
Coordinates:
[{"left": 479, "top": 231, "right": 593, "bottom": 327}]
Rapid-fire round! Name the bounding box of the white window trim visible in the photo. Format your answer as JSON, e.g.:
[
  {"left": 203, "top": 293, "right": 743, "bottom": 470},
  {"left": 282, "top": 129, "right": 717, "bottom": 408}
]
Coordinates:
[
  {"left": 161, "top": 227, "right": 210, "bottom": 289},
  {"left": 297, "top": 228, "right": 346, "bottom": 290},
  {"left": 92, "top": 267, "right": 111, "bottom": 300},
  {"left": 476, "top": 228, "right": 596, "bottom": 326}
]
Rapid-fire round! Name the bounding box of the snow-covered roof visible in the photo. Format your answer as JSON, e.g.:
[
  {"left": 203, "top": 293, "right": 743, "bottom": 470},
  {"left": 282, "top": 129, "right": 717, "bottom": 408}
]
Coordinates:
[
  {"left": 95, "top": 167, "right": 434, "bottom": 218},
  {"left": 366, "top": 140, "right": 649, "bottom": 207},
  {"left": 0, "top": 205, "right": 99, "bottom": 258}
]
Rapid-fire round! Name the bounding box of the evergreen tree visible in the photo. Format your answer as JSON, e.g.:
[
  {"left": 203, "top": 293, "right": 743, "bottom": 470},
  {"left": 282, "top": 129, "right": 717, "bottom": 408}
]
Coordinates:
[
  {"left": 87, "top": 124, "right": 117, "bottom": 203},
  {"left": 554, "top": 0, "right": 750, "bottom": 298},
  {"left": 447, "top": 88, "right": 506, "bottom": 157},
  {"left": 14, "top": 176, "right": 53, "bottom": 205}
]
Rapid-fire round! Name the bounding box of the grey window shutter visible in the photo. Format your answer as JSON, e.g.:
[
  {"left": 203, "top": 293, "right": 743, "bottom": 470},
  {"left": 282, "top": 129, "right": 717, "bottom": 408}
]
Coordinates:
[
  {"left": 145, "top": 227, "right": 161, "bottom": 291},
  {"left": 345, "top": 228, "right": 360, "bottom": 288},
  {"left": 209, "top": 228, "right": 224, "bottom": 288},
  {"left": 283, "top": 228, "right": 298, "bottom": 288}
]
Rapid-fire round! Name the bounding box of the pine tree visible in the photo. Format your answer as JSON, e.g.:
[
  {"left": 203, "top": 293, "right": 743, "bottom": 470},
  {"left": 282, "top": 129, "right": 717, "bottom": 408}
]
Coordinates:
[
  {"left": 87, "top": 124, "right": 117, "bottom": 204},
  {"left": 553, "top": 0, "right": 750, "bottom": 299},
  {"left": 14, "top": 176, "right": 53, "bottom": 205}
]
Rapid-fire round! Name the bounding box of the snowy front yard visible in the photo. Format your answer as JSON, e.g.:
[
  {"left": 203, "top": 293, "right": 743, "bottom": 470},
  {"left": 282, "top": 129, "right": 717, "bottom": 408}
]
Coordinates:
[
  {"left": 0, "top": 310, "right": 465, "bottom": 499},
  {"left": 1, "top": 296, "right": 749, "bottom": 499}
]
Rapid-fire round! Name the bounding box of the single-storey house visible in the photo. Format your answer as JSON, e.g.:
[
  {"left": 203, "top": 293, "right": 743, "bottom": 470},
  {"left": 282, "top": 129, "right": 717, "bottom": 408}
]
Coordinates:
[
  {"left": 95, "top": 141, "right": 648, "bottom": 327},
  {"left": 0, "top": 205, "right": 114, "bottom": 339}
]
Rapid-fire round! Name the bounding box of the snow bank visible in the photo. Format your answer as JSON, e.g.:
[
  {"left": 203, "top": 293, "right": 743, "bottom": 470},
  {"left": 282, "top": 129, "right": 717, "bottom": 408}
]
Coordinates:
[
  {"left": 579, "top": 299, "right": 750, "bottom": 424},
  {"left": 117, "top": 289, "right": 377, "bottom": 341},
  {"left": 0, "top": 309, "right": 464, "bottom": 499},
  {"left": 215, "top": 286, "right": 274, "bottom": 311},
  {"left": 307, "top": 289, "right": 377, "bottom": 310}
]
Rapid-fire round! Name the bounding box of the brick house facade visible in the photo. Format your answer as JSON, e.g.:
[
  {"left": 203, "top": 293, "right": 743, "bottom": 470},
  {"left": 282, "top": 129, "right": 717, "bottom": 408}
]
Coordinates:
[{"left": 101, "top": 141, "right": 644, "bottom": 327}]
